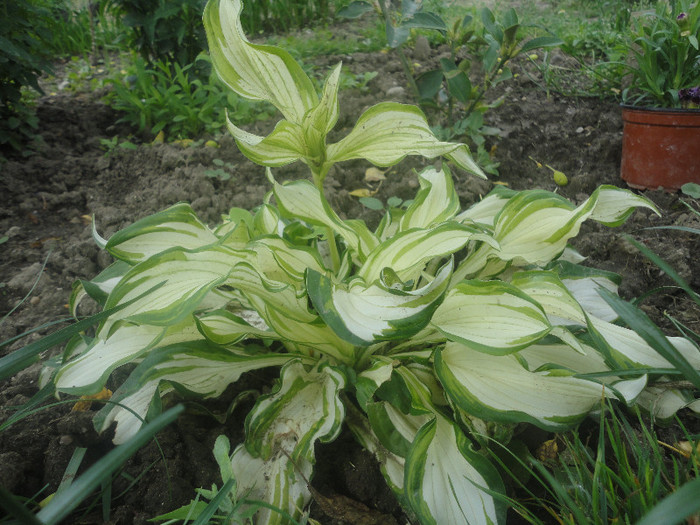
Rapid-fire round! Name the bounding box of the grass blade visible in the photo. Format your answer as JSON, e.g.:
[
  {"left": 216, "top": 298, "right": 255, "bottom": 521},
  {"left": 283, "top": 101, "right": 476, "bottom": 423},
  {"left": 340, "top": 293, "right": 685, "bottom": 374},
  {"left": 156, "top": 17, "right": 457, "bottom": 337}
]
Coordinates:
[
  {"left": 0, "top": 282, "right": 165, "bottom": 381},
  {"left": 191, "top": 478, "right": 236, "bottom": 525},
  {"left": 645, "top": 225, "right": 700, "bottom": 235},
  {"left": 597, "top": 287, "right": 700, "bottom": 390},
  {"left": 636, "top": 477, "right": 700, "bottom": 525},
  {"left": 0, "top": 249, "right": 51, "bottom": 327},
  {"left": 36, "top": 404, "right": 184, "bottom": 525},
  {"left": 0, "top": 485, "right": 44, "bottom": 525},
  {"left": 623, "top": 234, "right": 700, "bottom": 306}
]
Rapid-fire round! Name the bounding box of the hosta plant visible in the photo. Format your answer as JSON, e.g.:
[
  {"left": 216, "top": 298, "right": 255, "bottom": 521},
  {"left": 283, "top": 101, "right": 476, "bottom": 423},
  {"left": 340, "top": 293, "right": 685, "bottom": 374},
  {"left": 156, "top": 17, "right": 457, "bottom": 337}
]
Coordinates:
[{"left": 46, "top": 0, "right": 700, "bottom": 523}]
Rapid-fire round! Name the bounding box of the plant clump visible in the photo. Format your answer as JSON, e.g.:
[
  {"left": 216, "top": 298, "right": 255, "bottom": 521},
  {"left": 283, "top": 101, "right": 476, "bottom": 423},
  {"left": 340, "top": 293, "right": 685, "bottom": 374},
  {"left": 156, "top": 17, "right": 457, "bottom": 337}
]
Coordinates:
[{"left": 41, "top": 0, "right": 700, "bottom": 523}]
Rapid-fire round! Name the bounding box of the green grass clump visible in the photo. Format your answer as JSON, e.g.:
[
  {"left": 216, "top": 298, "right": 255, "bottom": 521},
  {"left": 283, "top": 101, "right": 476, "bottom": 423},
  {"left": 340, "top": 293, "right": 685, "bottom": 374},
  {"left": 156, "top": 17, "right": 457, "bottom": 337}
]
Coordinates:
[{"left": 496, "top": 402, "right": 700, "bottom": 524}]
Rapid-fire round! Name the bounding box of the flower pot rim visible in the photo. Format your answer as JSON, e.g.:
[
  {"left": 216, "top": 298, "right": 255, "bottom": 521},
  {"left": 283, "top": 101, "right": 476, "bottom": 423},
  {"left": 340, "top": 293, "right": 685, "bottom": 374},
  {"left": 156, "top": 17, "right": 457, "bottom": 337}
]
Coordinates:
[{"left": 620, "top": 103, "right": 700, "bottom": 114}]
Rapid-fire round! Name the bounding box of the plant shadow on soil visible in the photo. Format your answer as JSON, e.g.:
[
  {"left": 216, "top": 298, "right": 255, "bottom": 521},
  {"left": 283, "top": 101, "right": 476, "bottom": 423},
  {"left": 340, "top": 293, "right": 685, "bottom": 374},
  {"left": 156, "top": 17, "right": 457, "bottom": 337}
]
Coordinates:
[{"left": 1, "top": 33, "right": 700, "bottom": 525}]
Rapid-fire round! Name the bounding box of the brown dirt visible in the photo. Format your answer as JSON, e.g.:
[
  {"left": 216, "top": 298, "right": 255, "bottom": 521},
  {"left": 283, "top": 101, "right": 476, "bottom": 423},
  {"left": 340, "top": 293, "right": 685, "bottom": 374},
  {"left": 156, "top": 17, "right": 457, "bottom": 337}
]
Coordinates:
[{"left": 1, "top": 21, "right": 699, "bottom": 525}]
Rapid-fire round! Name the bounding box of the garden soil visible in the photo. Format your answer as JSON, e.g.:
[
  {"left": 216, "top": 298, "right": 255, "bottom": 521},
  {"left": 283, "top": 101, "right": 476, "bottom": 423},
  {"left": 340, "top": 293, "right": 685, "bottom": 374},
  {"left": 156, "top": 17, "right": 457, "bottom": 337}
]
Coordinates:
[{"left": 1, "top": 28, "right": 699, "bottom": 525}]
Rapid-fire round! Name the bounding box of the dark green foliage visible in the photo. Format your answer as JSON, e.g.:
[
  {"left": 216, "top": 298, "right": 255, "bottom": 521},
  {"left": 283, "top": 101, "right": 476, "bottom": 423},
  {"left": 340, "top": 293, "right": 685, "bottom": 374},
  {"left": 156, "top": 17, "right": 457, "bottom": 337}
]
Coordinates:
[
  {"left": 104, "top": 0, "right": 208, "bottom": 66},
  {"left": 0, "top": 0, "right": 55, "bottom": 154},
  {"left": 240, "top": 0, "right": 331, "bottom": 35}
]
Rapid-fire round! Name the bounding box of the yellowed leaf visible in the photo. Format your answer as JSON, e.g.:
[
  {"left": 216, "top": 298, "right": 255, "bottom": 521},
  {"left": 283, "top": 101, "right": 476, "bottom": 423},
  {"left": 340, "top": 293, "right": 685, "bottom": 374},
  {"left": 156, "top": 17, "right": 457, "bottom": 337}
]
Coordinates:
[
  {"left": 349, "top": 188, "right": 377, "bottom": 198},
  {"left": 673, "top": 441, "right": 700, "bottom": 458},
  {"left": 536, "top": 438, "right": 559, "bottom": 461},
  {"left": 173, "top": 138, "right": 194, "bottom": 148},
  {"left": 39, "top": 493, "right": 54, "bottom": 508},
  {"left": 152, "top": 130, "right": 165, "bottom": 144},
  {"left": 364, "top": 167, "right": 386, "bottom": 182},
  {"left": 72, "top": 387, "right": 113, "bottom": 412}
]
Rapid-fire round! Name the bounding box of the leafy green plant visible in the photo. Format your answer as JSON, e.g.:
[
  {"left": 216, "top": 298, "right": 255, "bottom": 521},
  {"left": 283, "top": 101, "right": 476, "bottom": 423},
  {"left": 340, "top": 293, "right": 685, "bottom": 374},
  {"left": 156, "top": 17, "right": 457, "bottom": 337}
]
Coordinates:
[
  {"left": 38, "top": 0, "right": 94, "bottom": 57},
  {"left": 418, "top": 8, "right": 561, "bottom": 175},
  {"left": 682, "top": 182, "right": 700, "bottom": 198},
  {"left": 340, "top": 3, "right": 562, "bottom": 176},
  {"left": 104, "top": 55, "right": 274, "bottom": 140},
  {"left": 205, "top": 158, "right": 236, "bottom": 181},
  {"left": 338, "top": 0, "right": 447, "bottom": 100},
  {"left": 623, "top": 0, "right": 700, "bottom": 108},
  {"left": 31, "top": 0, "right": 700, "bottom": 523},
  {"left": 40, "top": 0, "right": 128, "bottom": 59},
  {"left": 100, "top": 136, "right": 139, "bottom": 157},
  {"left": 338, "top": 70, "right": 378, "bottom": 93},
  {"left": 359, "top": 194, "right": 410, "bottom": 211}
]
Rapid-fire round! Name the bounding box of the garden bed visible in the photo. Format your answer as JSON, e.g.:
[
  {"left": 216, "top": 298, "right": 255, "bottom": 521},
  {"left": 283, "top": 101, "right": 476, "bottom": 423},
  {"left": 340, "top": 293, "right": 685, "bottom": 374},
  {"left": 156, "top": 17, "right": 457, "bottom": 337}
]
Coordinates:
[{"left": 1, "top": 20, "right": 699, "bottom": 525}]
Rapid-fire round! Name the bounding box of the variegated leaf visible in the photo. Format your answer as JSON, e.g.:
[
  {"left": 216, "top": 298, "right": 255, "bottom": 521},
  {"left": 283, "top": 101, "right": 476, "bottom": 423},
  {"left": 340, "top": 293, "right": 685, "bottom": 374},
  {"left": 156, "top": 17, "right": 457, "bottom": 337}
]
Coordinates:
[
  {"left": 358, "top": 222, "right": 493, "bottom": 284},
  {"left": 326, "top": 102, "right": 485, "bottom": 178},
  {"left": 435, "top": 342, "right": 605, "bottom": 430},
  {"left": 431, "top": 280, "right": 552, "bottom": 354},
  {"left": 586, "top": 185, "right": 660, "bottom": 225},
  {"left": 398, "top": 167, "right": 460, "bottom": 231},
  {"left": 636, "top": 384, "right": 695, "bottom": 419},
  {"left": 404, "top": 415, "right": 505, "bottom": 525},
  {"left": 196, "top": 308, "right": 276, "bottom": 345},
  {"left": 95, "top": 341, "right": 300, "bottom": 444},
  {"left": 487, "top": 186, "right": 658, "bottom": 267},
  {"left": 101, "top": 245, "right": 247, "bottom": 331},
  {"left": 225, "top": 118, "right": 307, "bottom": 167},
  {"left": 355, "top": 357, "right": 395, "bottom": 409},
  {"left": 302, "top": 63, "right": 342, "bottom": 148},
  {"left": 367, "top": 401, "right": 432, "bottom": 459},
  {"left": 233, "top": 360, "right": 345, "bottom": 524},
  {"left": 517, "top": 343, "right": 648, "bottom": 404},
  {"left": 390, "top": 366, "right": 504, "bottom": 525},
  {"left": 203, "top": 0, "right": 317, "bottom": 124},
  {"left": 307, "top": 260, "right": 452, "bottom": 346},
  {"left": 271, "top": 175, "right": 378, "bottom": 259},
  {"left": 55, "top": 322, "right": 166, "bottom": 394},
  {"left": 262, "top": 305, "right": 356, "bottom": 363},
  {"left": 249, "top": 236, "right": 327, "bottom": 283},
  {"left": 69, "top": 260, "right": 131, "bottom": 316},
  {"left": 104, "top": 203, "right": 217, "bottom": 263},
  {"left": 588, "top": 315, "right": 700, "bottom": 370},
  {"left": 510, "top": 270, "right": 586, "bottom": 326},
  {"left": 253, "top": 203, "right": 283, "bottom": 237},
  {"left": 554, "top": 263, "right": 621, "bottom": 322},
  {"left": 455, "top": 185, "right": 517, "bottom": 227},
  {"left": 227, "top": 262, "right": 316, "bottom": 323}
]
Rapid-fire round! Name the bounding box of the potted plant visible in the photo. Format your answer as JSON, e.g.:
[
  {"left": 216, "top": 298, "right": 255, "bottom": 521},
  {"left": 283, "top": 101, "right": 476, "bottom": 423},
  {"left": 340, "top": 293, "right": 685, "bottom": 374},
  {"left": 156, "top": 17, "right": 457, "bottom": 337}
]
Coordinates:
[{"left": 620, "top": 0, "right": 700, "bottom": 190}]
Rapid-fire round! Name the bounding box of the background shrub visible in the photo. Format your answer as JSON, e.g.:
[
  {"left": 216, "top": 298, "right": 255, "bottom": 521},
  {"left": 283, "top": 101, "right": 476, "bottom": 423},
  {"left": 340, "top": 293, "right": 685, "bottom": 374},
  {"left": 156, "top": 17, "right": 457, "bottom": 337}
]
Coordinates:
[
  {"left": 0, "top": 0, "right": 55, "bottom": 154},
  {"left": 103, "top": 0, "right": 209, "bottom": 66}
]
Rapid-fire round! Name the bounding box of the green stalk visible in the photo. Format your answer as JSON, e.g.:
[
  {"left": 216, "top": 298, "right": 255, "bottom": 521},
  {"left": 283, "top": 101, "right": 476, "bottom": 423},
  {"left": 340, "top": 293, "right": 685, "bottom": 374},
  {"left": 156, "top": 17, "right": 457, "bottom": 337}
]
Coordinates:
[{"left": 310, "top": 164, "right": 341, "bottom": 274}]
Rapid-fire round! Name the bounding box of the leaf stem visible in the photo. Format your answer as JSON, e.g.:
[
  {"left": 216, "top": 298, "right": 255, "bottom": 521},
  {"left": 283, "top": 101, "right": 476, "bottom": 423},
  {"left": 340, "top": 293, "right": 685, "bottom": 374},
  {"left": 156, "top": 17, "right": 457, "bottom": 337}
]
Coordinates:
[{"left": 310, "top": 165, "right": 341, "bottom": 273}]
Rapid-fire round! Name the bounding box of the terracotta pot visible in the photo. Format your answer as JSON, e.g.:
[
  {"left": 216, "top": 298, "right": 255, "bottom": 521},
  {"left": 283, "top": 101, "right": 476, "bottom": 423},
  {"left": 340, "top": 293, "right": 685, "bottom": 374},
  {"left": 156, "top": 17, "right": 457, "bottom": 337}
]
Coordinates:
[{"left": 620, "top": 105, "right": 700, "bottom": 191}]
